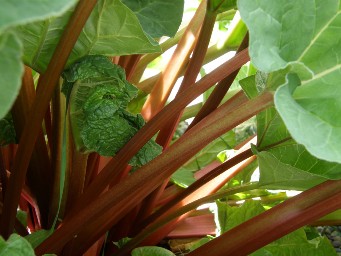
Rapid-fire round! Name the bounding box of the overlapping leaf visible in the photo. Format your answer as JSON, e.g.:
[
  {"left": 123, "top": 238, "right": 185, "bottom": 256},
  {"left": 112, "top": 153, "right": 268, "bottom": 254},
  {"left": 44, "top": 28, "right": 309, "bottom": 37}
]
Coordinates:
[
  {"left": 0, "top": 0, "right": 77, "bottom": 32},
  {"left": 242, "top": 73, "right": 341, "bottom": 183},
  {"left": 122, "top": 0, "right": 184, "bottom": 38},
  {"left": 258, "top": 151, "right": 327, "bottom": 190},
  {"left": 171, "top": 131, "right": 235, "bottom": 187},
  {"left": 215, "top": 201, "right": 336, "bottom": 255},
  {"left": 18, "top": 0, "right": 161, "bottom": 73},
  {"left": 252, "top": 229, "right": 336, "bottom": 256},
  {"left": 209, "top": 0, "right": 237, "bottom": 13},
  {"left": 0, "top": 234, "right": 35, "bottom": 256},
  {"left": 239, "top": 0, "right": 341, "bottom": 163},
  {"left": 0, "top": 32, "right": 23, "bottom": 119},
  {"left": 0, "top": 0, "right": 79, "bottom": 119},
  {"left": 256, "top": 102, "right": 341, "bottom": 181}
]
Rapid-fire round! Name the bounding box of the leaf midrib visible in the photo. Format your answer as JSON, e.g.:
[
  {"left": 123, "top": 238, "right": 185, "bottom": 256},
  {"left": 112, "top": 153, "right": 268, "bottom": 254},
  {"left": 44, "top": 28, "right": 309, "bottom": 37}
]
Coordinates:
[{"left": 297, "top": 9, "right": 341, "bottom": 62}]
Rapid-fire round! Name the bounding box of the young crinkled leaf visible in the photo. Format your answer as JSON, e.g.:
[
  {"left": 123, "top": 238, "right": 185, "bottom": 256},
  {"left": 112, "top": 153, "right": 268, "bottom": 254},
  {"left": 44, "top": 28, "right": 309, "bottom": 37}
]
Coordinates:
[
  {"left": 0, "top": 114, "right": 16, "bottom": 146},
  {"left": 62, "top": 55, "right": 162, "bottom": 167}
]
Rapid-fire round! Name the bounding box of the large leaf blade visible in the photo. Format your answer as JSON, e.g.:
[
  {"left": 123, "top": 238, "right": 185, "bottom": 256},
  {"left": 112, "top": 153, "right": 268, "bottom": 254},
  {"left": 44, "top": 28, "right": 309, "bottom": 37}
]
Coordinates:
[
  {"left": 257, "top": 151, "right": 327, "bottom": 190},
  {"left": 122, "top": 0, "right": 184, "bottom": 38},
  {"left": 0, "top": 0, "right": 77, "bottom": 32},
  {"left": 18, "top": 0, "right": 161, "bottom": 72},
  {"left": 0, "top": 31, "right": 23, "bottom": 119},
  {"left": 0, "top": 234, "right": 35, "bottom": 256},
  {"left": 215, "top": 201, "right": 336, "bottom": 255},
  {"left": 239, "top": 0, "right": 341, "bottom": 163}
]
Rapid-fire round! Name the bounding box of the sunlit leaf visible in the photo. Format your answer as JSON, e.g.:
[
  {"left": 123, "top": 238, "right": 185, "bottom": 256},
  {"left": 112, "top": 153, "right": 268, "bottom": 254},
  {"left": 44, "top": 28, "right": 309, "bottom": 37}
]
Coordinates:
[
  {"left": 0, "top": 0, "right": 77, "bottom": 32},
  {"left": 239, "top": 0, "right": 341, "bottom": 163},
  {"left": 215, "top": 200, "right": 264, "bottom": 235},
  {"left": 215, "top": 201, "right": 336, "bottom": 255},
  {"left": 18, "top": 0, "right": 161, "bottom": 73},
  {"left": 252, "top": 230, "right": 336, "bottom": 256},
  {"left": 258, "top": 151, "right": 327, "bottom": 190}
]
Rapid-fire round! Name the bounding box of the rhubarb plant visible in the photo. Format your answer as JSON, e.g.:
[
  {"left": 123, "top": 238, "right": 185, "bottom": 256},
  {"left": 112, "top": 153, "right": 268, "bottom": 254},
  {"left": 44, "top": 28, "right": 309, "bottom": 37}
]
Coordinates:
[{"left": 0, "top": 0, "right": 341, "bottom": 256}]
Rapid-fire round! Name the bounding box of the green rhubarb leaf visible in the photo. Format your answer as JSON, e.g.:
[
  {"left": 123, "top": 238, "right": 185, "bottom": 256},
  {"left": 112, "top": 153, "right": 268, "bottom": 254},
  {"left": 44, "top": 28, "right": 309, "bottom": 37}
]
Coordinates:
[
  {"left": 238, "top": 0, "right": 316, "bottom": 73},
  {"left": 256, "top": 96, "right": 341, "bottom": 181},
  {"left": 0, "top": 0, "right": 77, "bottom": 119},
  {"left": 256, "top": 107, "right": 290, "bottom": 151},
  {"left": 0, "top": 0, "right": 77, "bottom": 32},
  {"left": 131, "top": 246, "right": 175, "bottom": 256},
  {"left": 25, "top": 229, "right": 51, "bottom": 249},
  {"left": 0, "top": 234, "right": 35, "bottom": 256},
  {"left": 17, "top": 0, "right": 161, "bottom": 73},
  {"left": 239, "top": 0, "right": 341, "bottom": 163},
  {"left": 0, "top": 31, "right": 23, "bottom": 119},
  {"left": 215, "top": 200, "right": 265, "bottom": 235},
  {"left": 63, "top": 55, "right": 162, "bottom": 167},
  {"left": 122, "top": 0, "right": 184, "bottom": 38},
  {"left": 252, "top": 229, "right": 336, "bottom": 256},
  {"left": 257, "top": 151, "right": 327, "bottom": 190},
  {"left": 239, "top": 75, "right": 257, "bottom": 99},
  {"left": 209, "top": 0, "right": 237, "bottom": 13},
  {"left": 275, "top": 73, "right": 341, "bottom": 164},
  {"left": 215, "top": 200, "right": 336, "bottom": 255},
  {"left": 171, "top": 131, "right": 235, "bottom": 187},
  {"left": 0, "top": 113, "right": 16, "bottom": 146}
]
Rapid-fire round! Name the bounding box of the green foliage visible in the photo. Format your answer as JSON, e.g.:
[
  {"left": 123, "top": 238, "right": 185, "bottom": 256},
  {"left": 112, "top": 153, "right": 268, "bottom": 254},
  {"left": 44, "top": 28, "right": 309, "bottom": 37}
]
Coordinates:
[
  {"left": 0, "top": 113, "right": 16, "bottom": 146},
  {"left": 189, "top": 236, "right": 214, "bottom": 251},
  {"left": 17, "top": 0, "right": 162, "bottom": 73},
  {"left": 171, "top": 131, "right": 235, "bottom": 187},
  {"left": 0, "top": 0, "right": 79, "bottom": 119},
  {"left": 239, "top": 0, "right": 341, "bottom": 163},
  {"left": 241, "top": 70, "right": 341, "bottom": 180},
  {"left": 257, "top": 151, "right": 327, "bottom": 190},
  {"left": 0, "top": 234, "right": 55, "bottom": 256},
  {"left": 16, "top": 211, "right": 27, "bottom": 230},
  {"left": 252, "top": 230, "right": 336, "bottom": 256},
  {"left": 25, "top": 229, "right": 51, "bottom": 249},
  {"left": 122, "top": 0, "right": 184, "bottom": 38},
  {"left": 215, "top": 201, "right": 336, "bottom": 255},
  {"left": 0, "top": 234, "right": 35, "bottom": 256},
  {"left": 215, "top": 200, "right": 264, "bottom": 235},
  {"left": 131, "top": 246, "right": 176, "bottom": 256},
  {"left": 63, "top": 55, "right": 162, "bottom": 167},
  {"left": 256, "top": 104, "right": 341, "bottom": 180},
  {"left": 1, "top": 1, "right": 341, "bottom": 255},
  {"left": 0, "top": 32, "right": 23, "bottom": 120},
  {"left": 0, "top": 0, "right": 77, "bottom": 32},
  {"left": 209, "top": 0, "right": 237, "bottom": 13}
]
